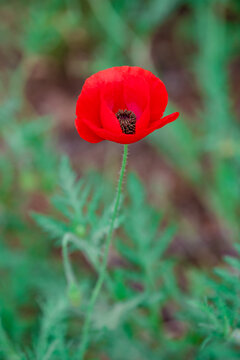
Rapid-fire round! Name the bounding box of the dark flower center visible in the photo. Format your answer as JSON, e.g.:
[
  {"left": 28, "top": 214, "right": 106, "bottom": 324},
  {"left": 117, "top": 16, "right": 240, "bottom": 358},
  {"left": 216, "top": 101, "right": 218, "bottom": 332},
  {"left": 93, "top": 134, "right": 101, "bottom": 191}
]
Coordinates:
[{"left": 115, "top": 109, "right": 136, "bottom": 135}]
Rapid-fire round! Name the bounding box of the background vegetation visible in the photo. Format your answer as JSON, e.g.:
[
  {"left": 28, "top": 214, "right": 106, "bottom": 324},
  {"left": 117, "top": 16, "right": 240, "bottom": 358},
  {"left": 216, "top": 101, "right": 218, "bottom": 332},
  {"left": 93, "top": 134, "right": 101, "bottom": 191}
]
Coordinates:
[{"left": 1, "top": 0, "right": 240, "bottom": 359}]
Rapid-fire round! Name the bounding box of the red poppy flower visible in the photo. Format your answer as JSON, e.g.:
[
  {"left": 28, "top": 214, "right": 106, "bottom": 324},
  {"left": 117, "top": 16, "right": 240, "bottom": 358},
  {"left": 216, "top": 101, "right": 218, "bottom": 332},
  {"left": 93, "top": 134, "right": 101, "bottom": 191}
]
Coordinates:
[{"left": 75, "top": 66, "right": 179, "bottom": 144}]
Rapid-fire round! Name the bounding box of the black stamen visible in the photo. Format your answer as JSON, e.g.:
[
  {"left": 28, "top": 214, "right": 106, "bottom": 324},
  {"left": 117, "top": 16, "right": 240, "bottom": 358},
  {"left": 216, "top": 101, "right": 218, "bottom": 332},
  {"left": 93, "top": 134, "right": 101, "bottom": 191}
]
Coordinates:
[{"left": 115, "top": 109, "right": 136, "bottom": 135}]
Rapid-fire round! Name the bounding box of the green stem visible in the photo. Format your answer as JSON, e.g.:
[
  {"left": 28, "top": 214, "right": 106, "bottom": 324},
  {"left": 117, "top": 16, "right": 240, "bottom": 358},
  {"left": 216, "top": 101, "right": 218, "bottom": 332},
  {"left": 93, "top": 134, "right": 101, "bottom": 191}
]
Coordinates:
[
  {"left": 79, "top": 144, "right": 128, "bottom": 359},
  {"left": 62, "top": 233, "right": 76, "bottom": 286}
]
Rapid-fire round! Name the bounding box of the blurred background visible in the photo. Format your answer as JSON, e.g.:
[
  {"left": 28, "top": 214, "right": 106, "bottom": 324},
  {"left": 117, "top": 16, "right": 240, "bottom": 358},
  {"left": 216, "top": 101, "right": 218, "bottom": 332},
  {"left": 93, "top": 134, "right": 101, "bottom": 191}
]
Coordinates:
[{"left": 1, "top": 0, "right": 240, "bottom": 359}]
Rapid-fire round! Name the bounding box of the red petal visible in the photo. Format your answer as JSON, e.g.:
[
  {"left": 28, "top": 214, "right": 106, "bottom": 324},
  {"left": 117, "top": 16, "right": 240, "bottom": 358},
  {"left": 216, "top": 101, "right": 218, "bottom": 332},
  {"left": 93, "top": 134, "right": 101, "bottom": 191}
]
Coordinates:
[
  {"left": 149, "top": 77, "right": 168, "bottom": 122},
  {"left": 147, "top": 112, "right": 180, "bottom": 132},
  {"left": 75, "top": 118, "right": 103, "bottom": 143},
  {"left": 81, "top": 112, "right": 179, "bottom": 144},
  {"left": 128, "top": 67, "right": 168, "bottom": 122},
  {"left": 82, "top": 118, "right": 143, "bottom": 144},
  {"left": 135, "top": 104, "right": 150, "bottom": 132},
  {"left": 100, "top": 95, "right": 122, "bottom": 135},
  {"left": 76, "top": 67, "right": 127, "bottom": 126},
  {"left": 101, "top": 76, "right": 126, "bottom": 114},
  {"left": 120, "top": 67, "right": 168, "bottom": 122},
  {"left": 123, "top": 72, "right": 149, "bottom": 123},
  {"left": 76, "top": 82, "right": 101, "bottom": 127}
]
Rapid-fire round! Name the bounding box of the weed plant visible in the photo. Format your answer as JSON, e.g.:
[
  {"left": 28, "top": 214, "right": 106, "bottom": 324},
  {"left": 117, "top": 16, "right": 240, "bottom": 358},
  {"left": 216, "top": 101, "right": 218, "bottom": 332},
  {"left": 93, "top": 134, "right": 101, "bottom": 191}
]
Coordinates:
[{"left": 1, "top": 0, "right": 240, "bottom": 359}]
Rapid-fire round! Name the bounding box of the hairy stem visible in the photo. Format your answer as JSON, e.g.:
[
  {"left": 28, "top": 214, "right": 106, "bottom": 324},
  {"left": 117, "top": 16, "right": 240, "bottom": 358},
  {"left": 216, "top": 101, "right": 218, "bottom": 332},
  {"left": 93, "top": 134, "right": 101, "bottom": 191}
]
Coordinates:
[{"left": 79, "top": 144, "right": 128, "bottom": 359}]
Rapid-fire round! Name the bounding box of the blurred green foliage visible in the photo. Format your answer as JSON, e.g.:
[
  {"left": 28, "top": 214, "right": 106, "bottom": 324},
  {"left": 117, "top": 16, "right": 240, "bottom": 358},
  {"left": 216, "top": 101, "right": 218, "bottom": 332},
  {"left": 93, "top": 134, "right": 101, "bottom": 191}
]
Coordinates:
[{"left": 1, "top": 0, "right": 240, "bottom": 359}]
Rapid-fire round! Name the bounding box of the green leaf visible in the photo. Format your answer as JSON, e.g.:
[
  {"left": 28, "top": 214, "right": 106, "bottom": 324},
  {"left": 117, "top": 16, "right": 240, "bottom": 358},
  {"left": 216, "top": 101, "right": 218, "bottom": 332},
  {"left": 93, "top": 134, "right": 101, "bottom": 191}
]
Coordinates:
[
  {"left": 94, "top": 295, "right": 145, "bottom": 330},
  {"left": 31, "top": 212, "right": 69, "bottom": 240}
]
